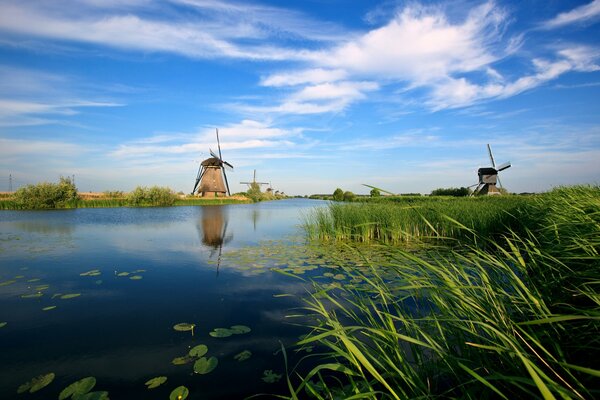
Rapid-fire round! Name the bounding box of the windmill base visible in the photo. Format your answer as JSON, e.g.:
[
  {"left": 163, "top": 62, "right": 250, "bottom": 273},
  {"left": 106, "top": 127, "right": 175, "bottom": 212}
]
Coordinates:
[
  {"left": 473, "top": 183, "right": 502, "bottom": 196},
  {"left": 199, "top": 191, "right": 226, "bottom": 197}
]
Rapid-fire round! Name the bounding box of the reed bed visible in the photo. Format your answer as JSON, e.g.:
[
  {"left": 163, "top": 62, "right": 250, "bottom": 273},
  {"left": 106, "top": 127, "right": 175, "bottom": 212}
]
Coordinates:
[
  {"left": 289, "top": 186, "right": 599, "bottom": 399},
  {"left": 304, "top": 195, "right": 531, "bottom": 245}
]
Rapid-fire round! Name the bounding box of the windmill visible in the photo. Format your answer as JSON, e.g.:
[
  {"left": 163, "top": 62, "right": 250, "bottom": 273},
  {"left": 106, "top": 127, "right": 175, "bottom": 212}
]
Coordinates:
[
  {"left": 240, "top": 170, "right": 269, "bottom": 190},
  {"left": 472, "top": 144, "right": 511, "bottom": 195},
  {"left": 192, "top": 129, "right": 233, "bottom": 197}
]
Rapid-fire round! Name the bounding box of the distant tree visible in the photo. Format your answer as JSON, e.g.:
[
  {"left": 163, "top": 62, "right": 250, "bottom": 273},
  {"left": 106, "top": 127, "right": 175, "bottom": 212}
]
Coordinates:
[
  {"left": 343, "top": 191, "right": 355, "bottom": 202},
  {"left": 430, "top": 187, "right": 471, "bottom": 197},
  {"left": 127, "top": 186, "right": 177, "bottom": 206},
  {"left": 333, "top": 188, "right": 344, "bottom": 201},
  {"left": 370, "top": 188, "right": 381, "bottom": 197}
]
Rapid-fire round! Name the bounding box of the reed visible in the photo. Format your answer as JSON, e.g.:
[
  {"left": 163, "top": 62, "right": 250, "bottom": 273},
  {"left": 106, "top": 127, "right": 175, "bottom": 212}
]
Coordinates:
[
  {"left": 304, "top": 195, "right": 532, "bottom": 245},
  {"left": 289, "top": 186, "right": 599, "bottom": 399}
]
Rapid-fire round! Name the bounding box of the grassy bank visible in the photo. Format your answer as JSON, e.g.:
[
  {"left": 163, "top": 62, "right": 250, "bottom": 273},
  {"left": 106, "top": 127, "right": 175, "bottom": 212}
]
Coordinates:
[
  {"left": 304, "top": 195, "right": 533, "bottom": 245},
  {"left": 289, "top": 186, "right": 599, "bottom": 399},
  {"left": 0, "top": 197, "right": 251, "bottom": 209}
]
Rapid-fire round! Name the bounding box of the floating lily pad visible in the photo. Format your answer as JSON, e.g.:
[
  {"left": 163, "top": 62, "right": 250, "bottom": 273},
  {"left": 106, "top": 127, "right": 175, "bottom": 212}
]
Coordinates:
[
  {"left": 129, "top": 275, "right": 143, "bottom": 280},
  {"left": 27, "top": 278, "right": 41, "bottom": 282},
  {"left": 169, "top": 386, "right": 189, "bottom": 400},
  {"left": 116, "top": 272, "right": 129, "bottom": 277},
  {"left": 173, "top": 323, "right": 195, "bottom": 335},
  {"left": 209, "top": 328, "right": 233, "bottom": 338},
  {"left": 21, "top": 292, "right": 43, "bottom": 298},
  {"left": 35, "top": 285, "right": 50, "bottom": 291},
  {"left": 188, "top": 344, "right": 208, "bottom": 358},
  {"left": 230, "top": 325, "right": 251, "bottom": 334},
  {"left": 80, "top": 270, "right": 101, "bottom": 277},
  {"left": 71, "top": 391, "right": 109, "bottom": 400},
  {"left": 0, "top": 322, "right": 6, "bottom": 328},
  {"left": 144, "top": 376, "right": 167, "bottom": 389},
  {"left": 15, "top": 275, "right": 25, "bottom": 279},
  {"left": 193, "top": 356, "right": 218, "bottom": 374},
  {"left": 333, "top": 274, "right": 346, "bottom": 280},
  {"left": 60, "top": 293, "right": 81, "bottom": 299},
  {"left": 42, "top": 306, "right": 56, "bottom": 311},
  {"left": 171, "top": 356, "right": 194, "bottom": 365},
  {"left": 133, "top": 269, "right": 146, "bottom": 273},
  {"left": 59, "top": 376, "right": 96, "bottom": 399},
  {"left": 0, "top": 279, "right": 17, "bottom": 286},
  {"left": 18, "top": 372, "right": 55, "bottom": 394},
  {"left": 262, "top": 370, "right": 282, "bottom": 383},
  {"left": 233, "top": 350, "right": 252, "bottom": 361}
]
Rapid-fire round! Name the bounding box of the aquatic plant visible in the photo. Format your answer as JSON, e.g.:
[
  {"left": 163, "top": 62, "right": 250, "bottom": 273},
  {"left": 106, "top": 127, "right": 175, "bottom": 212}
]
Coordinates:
[
  {"left": 288, "top": 186, "right": 599, "bottom": 399},
  {"left": 11, "top": 177, "right": 78, "bottom": 209}
]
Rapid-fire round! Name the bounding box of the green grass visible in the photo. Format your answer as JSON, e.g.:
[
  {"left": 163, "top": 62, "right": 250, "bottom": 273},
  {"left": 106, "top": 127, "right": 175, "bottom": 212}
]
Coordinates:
[
  {"left": 0, "top": 196, "right": 251, "bottom": 209},
  {"left": 288, "top": 186, "right": 599, "bottom": 399},
  {"left": 304, "top": 195, "right": 532, "bottom": 245}
]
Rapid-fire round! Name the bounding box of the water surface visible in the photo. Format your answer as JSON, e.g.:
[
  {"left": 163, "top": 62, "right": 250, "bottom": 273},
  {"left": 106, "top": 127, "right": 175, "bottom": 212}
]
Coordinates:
[{"left": 0, "top": 199, "right": 326, "bottom": 399}]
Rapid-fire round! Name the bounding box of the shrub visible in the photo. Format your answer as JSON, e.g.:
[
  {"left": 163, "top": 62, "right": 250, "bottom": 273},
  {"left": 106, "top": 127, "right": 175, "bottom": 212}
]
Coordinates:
[
  {"left": 343, "top": 191, "right": 355, "bottom": 202},
  {"left": 370, "top": 188, "right": 381, "bottom": 197},
  {"left": 13, "top": 177, "right": 79, "bottom": 209},
  {"left": 332, "top": 188, "right": 344, "bottom": 201},
  {"left": 126, "top": 186, "right": 177, "bottom": 206},
  {"left": 430, "top": 187, "right": 471, "bottom": 197}
]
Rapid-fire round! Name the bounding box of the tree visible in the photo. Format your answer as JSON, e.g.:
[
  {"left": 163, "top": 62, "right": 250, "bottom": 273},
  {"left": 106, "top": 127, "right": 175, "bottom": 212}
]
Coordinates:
[
  {"left": 343, "top": 191, "right": 355, "bottom": 202},
  {"left": 370, "top": 188, "right": 381, "bottom": 197},
  {"left": 13, "top": 176, "right": 79, "bottom": 209},
  {"left": 333, "top": 188, "right": 344, "bottom": 201},
  {"left": 430, "top": 187, "right": 471, "bottom": 197}
]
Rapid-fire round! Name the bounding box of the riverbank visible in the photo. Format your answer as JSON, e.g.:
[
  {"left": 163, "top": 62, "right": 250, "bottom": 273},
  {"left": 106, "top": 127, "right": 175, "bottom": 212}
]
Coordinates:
[{"left": 289, "top": 186, "right": 600, "bottom": 399}]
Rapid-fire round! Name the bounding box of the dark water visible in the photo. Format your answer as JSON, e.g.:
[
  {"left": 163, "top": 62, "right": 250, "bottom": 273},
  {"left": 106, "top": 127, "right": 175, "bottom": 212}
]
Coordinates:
[{"left": 0, "top": 199, "right": 327, "bottom": 399}]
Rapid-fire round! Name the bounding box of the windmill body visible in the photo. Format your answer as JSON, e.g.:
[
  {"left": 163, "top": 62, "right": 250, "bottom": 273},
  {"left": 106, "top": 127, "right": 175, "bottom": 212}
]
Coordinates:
[
  {"left": 472, "top": 145, "right": 511, "bottom": 195},
  {"left": 192, "top": 130, "right": 233, "bottom": 197}
]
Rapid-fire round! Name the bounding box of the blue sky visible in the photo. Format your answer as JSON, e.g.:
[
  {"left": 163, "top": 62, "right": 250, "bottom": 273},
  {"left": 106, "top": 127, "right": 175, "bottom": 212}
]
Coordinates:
[{"left": 0, "top": 0, "right": 599, "bottom": 195}]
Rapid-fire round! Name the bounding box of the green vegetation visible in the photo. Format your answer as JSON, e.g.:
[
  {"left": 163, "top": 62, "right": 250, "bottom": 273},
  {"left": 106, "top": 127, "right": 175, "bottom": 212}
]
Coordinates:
[
  {"left": 333, "top": 188, "right": 344, "bottom": 201},
  {"left": 11, "top": 177, "right": 78, "bottom": 209},
  {"left": 369, "top": 187, "right": 381, "bottom": 197},
  {"left": 304, "top": 194, "right": 530, "bottom": 244},
  {"left": 126, "top": 186, "right": 178, "bottom": 206},
  {"left": 290, "top": 186, "right": 600, "bottom": 399},
  {"left": 430, "top": 186, "right": 471, "bottom": 196}
]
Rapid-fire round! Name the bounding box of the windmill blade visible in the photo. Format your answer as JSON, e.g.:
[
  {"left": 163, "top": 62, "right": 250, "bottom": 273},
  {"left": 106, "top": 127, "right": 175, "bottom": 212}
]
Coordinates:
[
  {"left": 222, "top": 160, "right": 234, "bottom": 169},
  {"left": 210, "top": 149, "right": 219, "bottom": 159},
  {"left": 362, "top": 184, "right": 396, "bottom": 196},
  {"left": 192, "top": 164, "right": 203, "bottom": 194},
  {"left": 222, "top": 167, "right": 231, "bottom": 196},
  {"left": 497, "top": 175, "right": 503, "bottom": 189},
  {"left": 487, "top": 144, "right": 497, "bottom": 169},
  {"left": 497, "top": 161, "right": 511, "bottom": 172},
  {"left": 216, "top": 128, "right": 223, "bottom": 161}
]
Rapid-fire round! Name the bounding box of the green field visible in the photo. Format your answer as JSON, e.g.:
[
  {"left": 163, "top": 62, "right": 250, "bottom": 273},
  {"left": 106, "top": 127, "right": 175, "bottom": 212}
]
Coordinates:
[{"left": 290, "top": 186, "right": 600, "bottom": 399}]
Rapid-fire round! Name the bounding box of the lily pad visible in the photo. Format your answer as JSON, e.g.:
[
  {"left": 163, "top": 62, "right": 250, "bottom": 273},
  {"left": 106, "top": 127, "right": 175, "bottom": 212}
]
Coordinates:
[
  {"left": 262, "top": 370, "right": 282, "bottom": 383},
  {"left": 59, "top": 376, "right": 96, "bottom": 399},
  {"left": 42, "top": 306, "right": 57, "bottom": 311},
  {"left": 188, "top": 344, "right": 208, "bottom": 358},
  {"left": 18, "top": 372, "right": 55, "bottom": 394},
  {"left": 21, "top": 292, "right": 43, "bottom": 298},
  {"left": 144, "top": 376, "right": 167, "bottom": 389},
  {"left": 230, "top": 325, "right": 251, "bottom": 334},
  {"left": 0, "top": 279, "right": 17, "bottom": 286},
  {"left": 233, "top": 350, "right": 252, "bottom": 361},
  {"left": 171, "top": 356, "right": 194, "bottom": 365},
  {"left": 193, "top": 356, "right": 218, "bottom": 374},
  {"left": 173, "top": 323, "right": 195, "bottom": 335},
  {"left": 209, "top": 328, "right": 232, "bottom": 338},
  {"left": 71, "top": 391, "right": 109, "bottom": 400},
  {"left": 60, "top": 293, "right": 81, "bottom": 299},
  {"left": 35, "top": 284, "right": 50, "bottom": 291},
  {"left": 169, "top": 386, "right": 189, "bottom": 400},
  {"left": 0, "top": 322, "right": 6, "bottom": 328},
  {"left": 333, "top": 274, "right": 346, "bottom": 280},
  {"left": 116, "top": 272, "right": 129, "bottom": 277},
  {"left": 27, "top": 278, "right": 41, "bottom": 282},
  {"left": 80, "top": 270, "right": 101, "bottom": 277},
  {"left": 129, "top": 275, "right": 143, "bottom": 280}
]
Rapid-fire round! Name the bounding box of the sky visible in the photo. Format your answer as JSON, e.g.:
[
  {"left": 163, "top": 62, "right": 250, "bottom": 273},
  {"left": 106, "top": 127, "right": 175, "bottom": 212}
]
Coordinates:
[{"left": 0, "top": 0, "right": 599, "bottom": 196}]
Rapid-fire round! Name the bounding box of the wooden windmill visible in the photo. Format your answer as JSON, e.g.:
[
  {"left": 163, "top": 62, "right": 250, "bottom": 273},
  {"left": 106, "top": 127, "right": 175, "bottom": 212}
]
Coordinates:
[
  {"left": 472, "top": 144, "right": 511, "bottom": 195},
  {"left": 192, "top": 129, "right": 233, "bottom": 197},
  {"left": 240, "top": 170, "right": 269, "bottom": 190}
]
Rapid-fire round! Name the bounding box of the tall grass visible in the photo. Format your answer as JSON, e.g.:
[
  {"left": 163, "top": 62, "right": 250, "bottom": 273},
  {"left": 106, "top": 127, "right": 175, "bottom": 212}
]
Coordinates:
[
  {"left": 289, "top": 186, "right": 599, "bottom": 399},
  {"left": 304, "top": 195, "right": 531, "bottom": 244}
]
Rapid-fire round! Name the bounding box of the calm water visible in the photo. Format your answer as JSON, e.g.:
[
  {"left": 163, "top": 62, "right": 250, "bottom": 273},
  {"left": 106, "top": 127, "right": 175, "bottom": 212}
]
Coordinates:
[{"left": 0, "top": 199, "right": 327, "bottom": 399}]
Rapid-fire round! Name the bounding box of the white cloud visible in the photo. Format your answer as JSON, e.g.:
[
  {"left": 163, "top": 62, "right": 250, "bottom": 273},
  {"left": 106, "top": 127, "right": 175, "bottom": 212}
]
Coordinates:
[
  {"left": 543, "top": 0, "right": 600, "bottom": 29},
  {"left": 260, "top": 69, "right": 347, "bottom": 87}
]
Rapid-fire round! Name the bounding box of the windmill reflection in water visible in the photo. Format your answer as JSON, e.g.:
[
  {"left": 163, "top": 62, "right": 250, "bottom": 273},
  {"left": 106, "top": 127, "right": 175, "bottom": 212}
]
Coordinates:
[{"left": 198, "top": 206, "right": 233, "bottom": 275}]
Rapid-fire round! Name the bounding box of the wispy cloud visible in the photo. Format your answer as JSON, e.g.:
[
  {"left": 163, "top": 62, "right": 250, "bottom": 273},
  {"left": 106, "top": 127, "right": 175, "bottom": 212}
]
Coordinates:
[{"left": 542, "top": 0, "right": 600, "bottom": 29}]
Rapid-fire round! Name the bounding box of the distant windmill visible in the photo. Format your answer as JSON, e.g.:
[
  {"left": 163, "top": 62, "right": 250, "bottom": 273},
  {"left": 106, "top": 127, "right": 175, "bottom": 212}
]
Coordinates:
[
  {"left": 192, "top": 129, "right": 233, "bottom": 197},
  {"left": 240, "top": 170, "right": 269, "bottom": 189},
  {"left": 472, "top": 144, "right": 511, "bottom": 195}
]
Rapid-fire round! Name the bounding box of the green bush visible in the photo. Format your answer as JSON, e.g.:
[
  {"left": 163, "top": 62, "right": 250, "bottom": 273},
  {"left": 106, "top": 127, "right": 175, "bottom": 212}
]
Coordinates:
[
  {"left": 13, "top": 177, "right": 79, "bottom": 209},
  {"left": 332, "top": 188, "right": 344, "bottom": 201},
  {"left": 370, "top": 188, "right": 381, "bottom": 197},
  {"left": 343, "top": 191, "right": 355, "bottom": 202},
  {"left": 430, "top": 186, "right": 471, "bottom": 196},
  {"left": 126, "top": 186, "right": 177, "bottom": 207}
]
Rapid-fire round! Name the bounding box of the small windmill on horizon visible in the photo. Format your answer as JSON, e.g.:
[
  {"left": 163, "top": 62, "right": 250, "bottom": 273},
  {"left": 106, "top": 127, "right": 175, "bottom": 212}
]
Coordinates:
[
  {"left": 192, "top": 129, "right": 233, "bottom": 197},
  {"left": 472, "top": 144, "right": 511, "bottom": 195}
]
